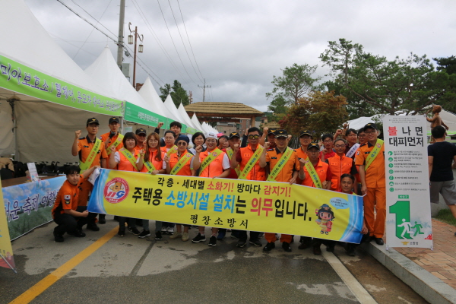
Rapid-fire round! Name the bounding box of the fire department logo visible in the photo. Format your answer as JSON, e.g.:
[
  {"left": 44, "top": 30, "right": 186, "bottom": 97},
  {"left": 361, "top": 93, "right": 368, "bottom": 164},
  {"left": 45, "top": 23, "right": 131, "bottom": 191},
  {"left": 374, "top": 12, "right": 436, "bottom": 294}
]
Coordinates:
[{"left": 104, "top": 178, "right": 129, "bottom": 204}]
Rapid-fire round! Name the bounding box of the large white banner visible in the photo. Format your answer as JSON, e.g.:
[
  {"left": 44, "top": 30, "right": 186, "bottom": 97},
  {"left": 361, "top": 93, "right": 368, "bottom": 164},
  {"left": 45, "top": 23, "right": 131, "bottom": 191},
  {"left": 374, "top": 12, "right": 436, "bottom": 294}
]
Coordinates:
[{"left": 383, "top": 115, "right": 433, "bottom": 249}]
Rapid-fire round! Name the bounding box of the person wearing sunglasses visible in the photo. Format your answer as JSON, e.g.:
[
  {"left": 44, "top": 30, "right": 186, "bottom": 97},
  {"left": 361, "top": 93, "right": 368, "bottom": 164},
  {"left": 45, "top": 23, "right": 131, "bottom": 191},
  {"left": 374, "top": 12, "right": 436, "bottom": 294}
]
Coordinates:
[
  {"left": 164, "top": 135, "right": 195, "bottom": 242},
  {"left": 192, "top": 132, "right": 231, "bottom": 246},
  {"left": 230, "top": 127, "right": 266, "bottom": 248}
]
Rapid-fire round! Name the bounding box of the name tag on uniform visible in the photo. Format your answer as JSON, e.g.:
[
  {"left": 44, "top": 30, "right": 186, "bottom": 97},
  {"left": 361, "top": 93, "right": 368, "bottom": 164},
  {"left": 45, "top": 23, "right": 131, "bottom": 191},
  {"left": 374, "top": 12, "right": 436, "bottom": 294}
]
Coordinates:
[{"left": 271, "top": 157, "right": 277, "bottom": 159}]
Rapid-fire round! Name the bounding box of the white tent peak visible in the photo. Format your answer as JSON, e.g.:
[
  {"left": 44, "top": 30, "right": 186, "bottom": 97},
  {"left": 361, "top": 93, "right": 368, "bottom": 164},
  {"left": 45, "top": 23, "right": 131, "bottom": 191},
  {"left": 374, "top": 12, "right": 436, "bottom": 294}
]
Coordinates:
[
  {"left": 137, "top": 77, "right": 168, "bottom": 117},
  {"left": 84, "top": 47, "right": 151, "bottom": 111},
  {"left": 164, "top": 94, "right": 185, "bottom": 124},
  {"left": 177, "top": 103, "right": 197, "bottom": 130}
]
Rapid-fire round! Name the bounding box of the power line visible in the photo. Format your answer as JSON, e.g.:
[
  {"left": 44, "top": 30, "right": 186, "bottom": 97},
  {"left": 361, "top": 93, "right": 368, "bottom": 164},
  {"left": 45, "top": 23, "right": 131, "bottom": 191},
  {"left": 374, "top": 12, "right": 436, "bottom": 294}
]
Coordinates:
[
  {"left": 155, "top": 0, "right": 199, "bottom": 86},
  {"left": 167, "top": 0, "right": 203, "bottom": 83},
  {"left": 176, "top": 0, "right": 205, "bottom": 81},
  {"left": 131, "top": 0, "right": 185, "bottom": 82},
  {"left": 72, "top": 0, "right": 113, "bottom": 60},
  {"left": 70, "top": 0, "right": 117, "bottom": 38}
]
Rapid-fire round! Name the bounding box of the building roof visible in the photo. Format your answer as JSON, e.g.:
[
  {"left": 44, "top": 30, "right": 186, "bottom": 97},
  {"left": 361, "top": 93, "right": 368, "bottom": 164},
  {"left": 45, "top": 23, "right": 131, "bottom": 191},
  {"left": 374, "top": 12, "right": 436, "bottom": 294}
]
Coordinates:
[{"left": 185, "top": 102, "right": 263, "bottom": 118}]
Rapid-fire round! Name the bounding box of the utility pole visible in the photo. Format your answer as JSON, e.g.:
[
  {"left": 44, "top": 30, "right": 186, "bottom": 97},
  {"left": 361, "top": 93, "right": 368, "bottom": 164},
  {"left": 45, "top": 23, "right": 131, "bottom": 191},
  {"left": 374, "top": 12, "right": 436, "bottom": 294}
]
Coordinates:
[
  {"left": 128, "top": 23, "right": 144, "bottom": 89},
  {"left": 198, "top": 79, "right": 211, "bottom": 102},
  {"left": 116, "top": 0, "right": 125, "bottom": 69}
]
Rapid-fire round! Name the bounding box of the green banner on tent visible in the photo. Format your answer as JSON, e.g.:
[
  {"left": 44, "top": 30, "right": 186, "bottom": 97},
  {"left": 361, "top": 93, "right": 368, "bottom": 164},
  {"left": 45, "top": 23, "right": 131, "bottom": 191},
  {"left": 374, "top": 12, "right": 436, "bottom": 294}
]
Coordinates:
[
  {"left": 0, "top": 55, "right": 123, "bottom": 115},
  {"left": 124, "top": 102, "right": 170, "bottom": 129}
]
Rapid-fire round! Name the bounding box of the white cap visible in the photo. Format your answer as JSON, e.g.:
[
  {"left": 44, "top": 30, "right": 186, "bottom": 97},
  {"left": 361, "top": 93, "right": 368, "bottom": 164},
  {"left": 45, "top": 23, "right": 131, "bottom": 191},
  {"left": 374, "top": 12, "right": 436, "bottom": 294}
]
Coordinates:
[{"left": 206, "top": 132, "right": 217, "bottom": 139}]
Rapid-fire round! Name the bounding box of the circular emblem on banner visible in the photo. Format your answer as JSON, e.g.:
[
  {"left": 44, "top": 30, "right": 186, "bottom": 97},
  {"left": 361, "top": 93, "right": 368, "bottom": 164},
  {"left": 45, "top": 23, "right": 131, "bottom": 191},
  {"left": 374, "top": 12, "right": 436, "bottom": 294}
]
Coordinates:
[{"left": 104, "top": 178, "right": 129, "bottom": 204}]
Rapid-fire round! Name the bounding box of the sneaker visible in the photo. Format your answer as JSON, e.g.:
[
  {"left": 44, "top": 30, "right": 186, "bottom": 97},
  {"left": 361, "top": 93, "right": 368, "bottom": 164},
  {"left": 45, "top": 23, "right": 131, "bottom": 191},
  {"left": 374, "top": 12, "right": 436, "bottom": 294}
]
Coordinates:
[
  {"left": 167, "top": 227, "right": 174, "bottom": 235},
  {"left": 192, "top": 233, "right": 206, "bottom": 243},
  {"left": 87, "top": 223, "right": 100, "bottom": 231},
  {"left": 249, "top": 239, "right": 262, "bottom": 247},
  {"left": 182, "top": 232, "right": 189, "bottom": 242},
  {"left": 263, "top": 242, "right": 275, "bottom": 252},
  {"left": 127, "top": 226, "right": 133, "bottom": 233},
  {"left": 98, "top": 214, "right": 106, "bottom": 224},
  {"left": 208, "top": 236, "right": 217, "bottom": 246},
  {"left": 170, "top": 232, "right": 182, "bottom": 239},
  {"left": 258, "top": 232, "right": 264, "bottom": 239},
  {"left": 237, "top": 239, "right": 247, "bottom": 248},
  {"left": 155, "top": 231, "right": 162, "bottom": 241},
  {"left": 217, "top": 230, "right": 226, "bottom": 240},
  {"left": 118, "top": 228, "right": 125, "bottom": 236},
  {"left": 313, "top": 244, "right": 322, "bottom": 255},
  {"left": 161, "top": 226, "right": 167, "bottom": 234},
  {"left": 130, "top": 227, "right": 141, "bottom": 235},
  {"left": 53, "top": 230, "right": 64, "bottom": 242},
  {"left": 138, "top": 230, "right": 151, "bottom": 239},
  {"left": 282, "top": 242, "right": 292, "bottom": 252}
]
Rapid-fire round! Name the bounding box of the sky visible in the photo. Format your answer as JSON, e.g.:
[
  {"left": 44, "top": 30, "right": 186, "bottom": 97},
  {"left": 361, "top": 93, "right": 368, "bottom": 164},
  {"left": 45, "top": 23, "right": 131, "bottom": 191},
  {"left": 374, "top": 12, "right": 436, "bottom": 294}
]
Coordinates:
[{"left": 24, "top": 0, "right": 456, "bottom": 112}]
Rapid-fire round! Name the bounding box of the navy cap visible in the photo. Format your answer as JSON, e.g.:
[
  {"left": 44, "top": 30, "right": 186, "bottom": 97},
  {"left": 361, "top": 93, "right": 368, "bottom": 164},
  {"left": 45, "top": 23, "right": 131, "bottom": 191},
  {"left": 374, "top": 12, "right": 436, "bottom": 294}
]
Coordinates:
[
  {"left": 109, "top": 117, "right": 120, "bottom": 124},
  {"left": 307, "top": 142, "right": 320, "bottom": 150},
  {"left": 135, "top": 128, "right": 147, "bottom": 135},
  {"left": 86, "top": 117, "right": 99, "bottom": 126},
  {"left": 275, "top": 129, "right": 288, "bottom": 138},
  {"left": 229, "top": 132, "right": 240, "bottom": 139},
  {"left": 268, "top": 128, "right": 277, "bottom": 135},
  {"left": 363, "top": 123, "right": 378, "bottom": 131},
  {"left": 300, "top": 130, "right": 312, "bottom": 138}
]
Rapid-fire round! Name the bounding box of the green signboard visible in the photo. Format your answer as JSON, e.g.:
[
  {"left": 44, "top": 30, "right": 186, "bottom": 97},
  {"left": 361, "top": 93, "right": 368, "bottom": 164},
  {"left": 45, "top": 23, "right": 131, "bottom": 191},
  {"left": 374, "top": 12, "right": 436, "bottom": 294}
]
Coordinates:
[
  {"left": 0, "top": 55, "right": 123, "bottom": 116},
  {"left": 124, "top": 102, "right": 170, "bottom": 129}
]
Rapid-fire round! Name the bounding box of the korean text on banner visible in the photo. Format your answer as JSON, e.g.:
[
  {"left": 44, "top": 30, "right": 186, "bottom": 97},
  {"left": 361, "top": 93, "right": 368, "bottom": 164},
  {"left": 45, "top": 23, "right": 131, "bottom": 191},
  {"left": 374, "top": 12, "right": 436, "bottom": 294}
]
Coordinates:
[
  {"left": 0, "top": 179, "right": 15, "bottom": 271},
  {"left": 0, "top": 55, "right": 123, "bottom": 116},
  {"left": 383, "top": 115, "right": 433, "bottom": 249},
  {"left": 4, "top": 176, "right": 66, "bottom": 240},
  {"left": 88, "top": 169, "right": 364, "bottom": 243}
]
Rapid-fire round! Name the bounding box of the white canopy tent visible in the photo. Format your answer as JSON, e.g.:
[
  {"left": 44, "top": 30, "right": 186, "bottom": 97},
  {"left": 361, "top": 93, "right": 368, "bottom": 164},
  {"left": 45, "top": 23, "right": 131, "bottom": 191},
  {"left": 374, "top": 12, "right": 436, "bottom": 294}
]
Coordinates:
[
  {"left": 191, "top": 113, "right": 204, "bottom": 133},
  {"left": 177, "top": 103, "right": 198, "bottom": 132},
  {"left": 138, "top": 78, "right": 175, "bottom": 127},
  {"left": 0, "top": 0, "right": 123, "bottom": 162},
  {"left": 164, "top": 95, "right": 185, "bottom": 125}
]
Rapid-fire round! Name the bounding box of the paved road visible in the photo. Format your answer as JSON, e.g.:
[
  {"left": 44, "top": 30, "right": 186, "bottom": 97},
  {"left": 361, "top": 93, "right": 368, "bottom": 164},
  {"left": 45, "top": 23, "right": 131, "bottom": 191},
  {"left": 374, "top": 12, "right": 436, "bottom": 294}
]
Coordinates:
[{"left": 1, "top": 217, "right": 427, "bottom": 304}]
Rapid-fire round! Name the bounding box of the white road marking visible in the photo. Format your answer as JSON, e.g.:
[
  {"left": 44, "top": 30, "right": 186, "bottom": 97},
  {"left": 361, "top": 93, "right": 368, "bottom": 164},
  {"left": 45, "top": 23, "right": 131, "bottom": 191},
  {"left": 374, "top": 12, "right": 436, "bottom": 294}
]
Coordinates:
[
  {"left": 286, "top": 282, "right": 357, "bottom": 301},
  {"left": 322, "top": 250, "right": 378, "bottom": 304}
]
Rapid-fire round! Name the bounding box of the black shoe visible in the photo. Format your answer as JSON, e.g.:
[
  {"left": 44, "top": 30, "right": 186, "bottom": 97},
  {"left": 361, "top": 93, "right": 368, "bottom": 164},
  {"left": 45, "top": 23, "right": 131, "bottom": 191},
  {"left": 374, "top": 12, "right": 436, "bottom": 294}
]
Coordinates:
[
  {"left": 73, "top": 230, "right": 86, "bottom": 238},
  {"left": 282, "top": 242, "right": 292, "bottom": 252},
  {"left": 155, "top": 231, "right": 162, "bottom": 241},
  {"left": 263, "top": 242, "right": 275, "bottom": 252},
  {"left": 313, "top": 245, "right": 322, "bottom": 255},
  {"left": 208, "top": 236, "right": 217, "bottom": 246},
  {"left": 217, "top": 230, "right": 226, "bottom": 240},
  {"left": 53, "top": 230, "right": 64, "bottom": 242},
  {"left": 237, "top": 239, "right": 247, "bottom": 248},
  {"left": 98, "top": 214, "right": 106, "bottom": 224},
  {"left": 326, "top": 244, "right": 335, "bottom": 252},
  {"left": 138, "top": 230, "right": 151, "bottom": 238},
  {"left": 249, "top": 239, "right": 262, "bottom": 247},
  {"left": 87, "top": 223, "right": 100, "bottom": 231},
  {"left": 375, "top": 238, "right": 384, "bottom": 245},
  {"left": 130, "top": 227, "right": 140, "bottom": 235},
  {"left": 192, "top": 233, "right": 206, "bottom": 243},
  {"left": 118, "top": 228, "right": 125, "bottom": 236}
]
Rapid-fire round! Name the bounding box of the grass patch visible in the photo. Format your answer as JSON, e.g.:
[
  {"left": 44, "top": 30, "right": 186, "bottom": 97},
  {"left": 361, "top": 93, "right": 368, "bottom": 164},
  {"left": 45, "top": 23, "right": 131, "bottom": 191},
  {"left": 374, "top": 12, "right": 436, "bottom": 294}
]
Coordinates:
[{"left": 434, "top": 209, "right": 456, "bottom": 227}]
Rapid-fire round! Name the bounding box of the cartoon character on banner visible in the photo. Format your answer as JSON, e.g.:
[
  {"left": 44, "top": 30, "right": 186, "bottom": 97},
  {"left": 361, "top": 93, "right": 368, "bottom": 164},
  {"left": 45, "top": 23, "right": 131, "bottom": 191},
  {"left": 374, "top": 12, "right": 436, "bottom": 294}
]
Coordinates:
[{"left": 315, "top": 204, "right": 335, "bottom": 235}]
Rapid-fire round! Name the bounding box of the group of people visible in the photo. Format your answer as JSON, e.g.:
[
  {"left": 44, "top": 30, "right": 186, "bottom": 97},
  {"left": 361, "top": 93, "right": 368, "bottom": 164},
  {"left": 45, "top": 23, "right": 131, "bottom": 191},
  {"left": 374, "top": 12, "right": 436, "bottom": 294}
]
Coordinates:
[{"left": 52, "top": 116, "right": 389, "bottom": 257}]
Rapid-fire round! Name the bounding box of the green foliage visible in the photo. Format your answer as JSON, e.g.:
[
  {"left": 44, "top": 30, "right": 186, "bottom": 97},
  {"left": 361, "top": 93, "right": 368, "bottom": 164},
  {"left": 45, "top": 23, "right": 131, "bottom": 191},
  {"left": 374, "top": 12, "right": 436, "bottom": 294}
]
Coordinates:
[
  {"left": 266, "top": 63, "right": 323, "bottom": 105},
  {"left": 266, "top": 93, "right": 288, "bottom": 122},
  {"left": 160, "top": 80, "right": 189, "bottom": 106},
  {"left": 320, "top": 38, "right": 456, "bottom": 115},
  {"left": 280, "top": 91, "right": 348, "bottom": 137},
  {"left": 434, "top": 56, "right": 456, "bottom": 75}
]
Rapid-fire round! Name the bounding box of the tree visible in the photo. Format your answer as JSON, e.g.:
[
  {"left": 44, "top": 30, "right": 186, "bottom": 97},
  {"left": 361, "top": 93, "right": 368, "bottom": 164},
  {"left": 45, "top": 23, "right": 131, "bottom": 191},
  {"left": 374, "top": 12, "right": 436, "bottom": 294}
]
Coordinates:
[
  {"left": 279, "top": 91, "right": 348, "bottom": 137},
  {"left": 434, "top": 56, "right": 456, "bottom": 75},
  {"left": 320, "top": 39, "right": 456, "bottom": 115},
  {"left": 266, "top": 63, "right": 323, "bottom": 106},
  {"left": 266, "top": 93, "right": 288, "bottom": 122},
  {"left": 159, "top": 80, "right": 189, "bottom": 106}
]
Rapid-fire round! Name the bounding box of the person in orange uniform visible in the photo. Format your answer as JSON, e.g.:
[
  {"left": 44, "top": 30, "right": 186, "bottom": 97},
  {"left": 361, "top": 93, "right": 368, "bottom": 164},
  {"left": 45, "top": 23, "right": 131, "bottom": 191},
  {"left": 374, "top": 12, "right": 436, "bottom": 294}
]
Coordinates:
[
  {"left": 259, "top": 130, "right": 299, "bottom": 252},
  {"left": 101, "top": 117, "right": 124, "bottom": 153},
  {"left": 231, "top": 127, "right": 266, "bottom": 248},
  {"left": 265, "top": 128, "right": 277, "bottom": 150},
  {"left": 192, "top": 132, "right": 231, "bottom": 246},
  {"left": 319, "top": 134, "right": 336, "bottom": 161},
  {"left": 138, "top": 132, "right": 167, "bottom": 240},
  {"left": 355, "top": 123, "right": 385, "bottom": 245},
  {"left": 52, "top": 165, "right": 98, "bottom": 242},
  {"left": 298, "top": 142, "right": 332, "bottom": 255},
  {"left": 71, "top": 117, "right": 107, "bottom": 229},
  {"left": 295, "top": 131, "right": 312, "bottom": 161},
  {"left": 109, "top": 132, "right": 143, "bottom": 236},
  {"left": 135, "top": 128, "right": 147, "bottom": 151},
  {"left": 164, "top": 135, "right": 195, "bottom": 241},
  {"left": 326, "top": 138, "right": 358, "bottom": 192}
]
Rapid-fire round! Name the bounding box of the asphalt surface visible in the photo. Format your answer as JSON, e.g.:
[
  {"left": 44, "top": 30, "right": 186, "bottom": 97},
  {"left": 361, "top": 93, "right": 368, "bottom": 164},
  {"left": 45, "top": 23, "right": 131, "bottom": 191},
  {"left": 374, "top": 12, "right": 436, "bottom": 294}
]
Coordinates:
[{"left": 1, "top": 217, "right": 427, "bottom": 304}]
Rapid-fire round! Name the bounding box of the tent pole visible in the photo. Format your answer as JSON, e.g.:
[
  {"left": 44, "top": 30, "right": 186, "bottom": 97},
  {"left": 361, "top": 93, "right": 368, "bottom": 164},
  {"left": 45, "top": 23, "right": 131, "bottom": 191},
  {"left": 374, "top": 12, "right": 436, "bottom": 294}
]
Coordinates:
[{"left": 7, "top": 97, "right": 18, "bottom": 161}]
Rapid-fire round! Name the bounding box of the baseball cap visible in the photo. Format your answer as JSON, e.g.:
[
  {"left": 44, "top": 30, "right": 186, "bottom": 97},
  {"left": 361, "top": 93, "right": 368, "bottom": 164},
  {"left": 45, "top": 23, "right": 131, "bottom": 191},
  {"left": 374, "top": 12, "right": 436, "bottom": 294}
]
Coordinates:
[
  {"left": 275, "top": 129, "right": 288, "bottom": 138},
  {"left": 206, "top": 132, "right": 217, "bottom": 140},
  {"left": 268, "top": 128, "right": 277, "bottom": 135},
  {"left": 86, "top": 117, "right": 99, "bottom": 126},
  {"left": 109, "top": 117, "right": 120, "bottom": 124},
  {"left": 300, "top": 130, "right": 312, "bottom": 138},
  {"left": 229, "top": 132, "right": 240, "bottom": 139},
  {"left": 307, "top": 142, "right": 320, "bottom": 150},
  {"left": 135, "top": 128, "right": 146, "bottom": 135},
  {"left": 363, "top": 123, "right": 378, "bottom": 131}
]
